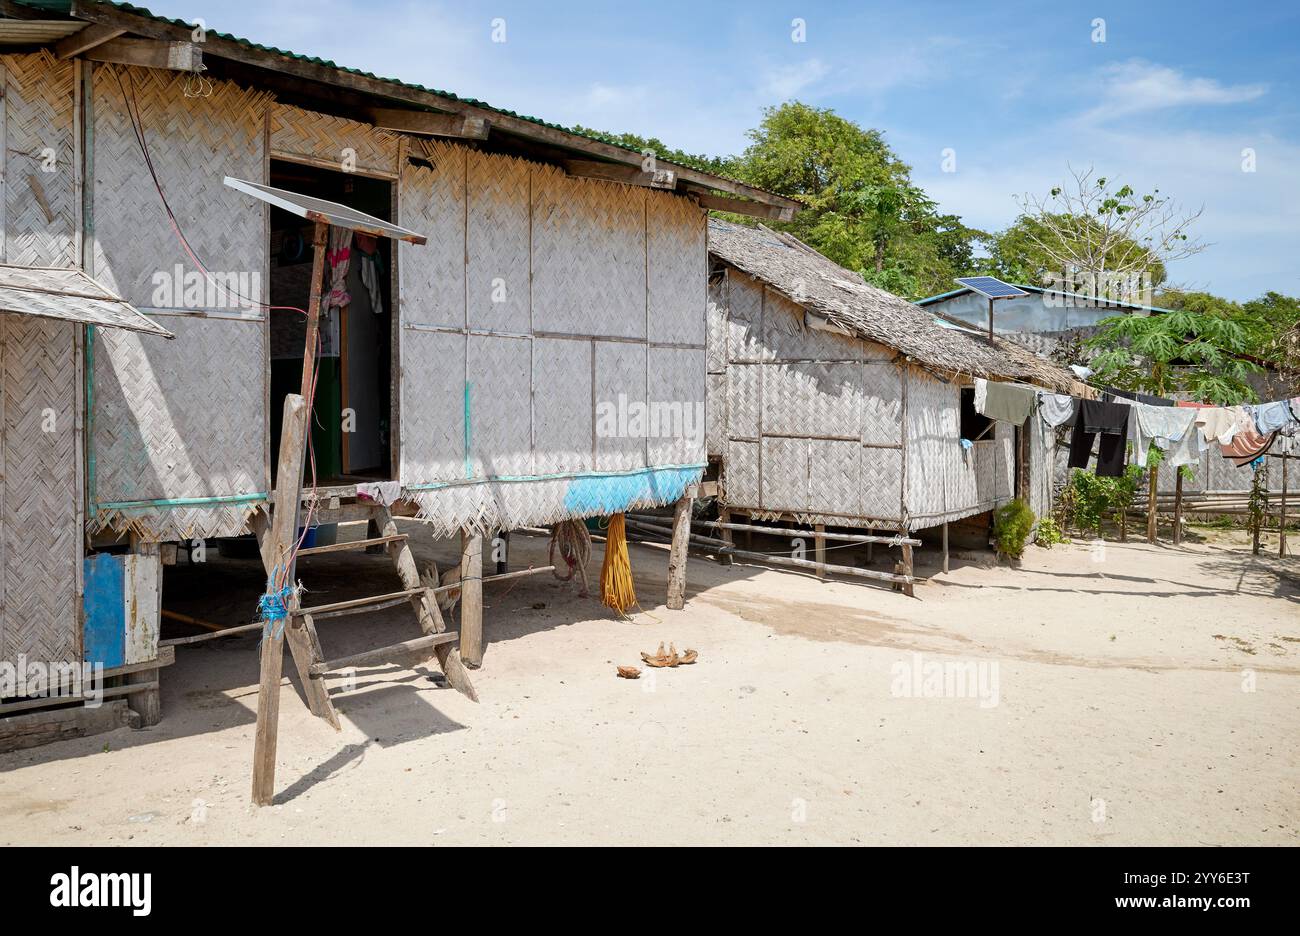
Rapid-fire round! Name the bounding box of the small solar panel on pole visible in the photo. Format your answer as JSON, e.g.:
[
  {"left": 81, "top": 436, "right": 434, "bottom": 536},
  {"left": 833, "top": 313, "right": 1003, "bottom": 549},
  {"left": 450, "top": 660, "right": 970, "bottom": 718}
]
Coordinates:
[{"left": 954, "top": 276, "right": 1028, "bottom": 339}]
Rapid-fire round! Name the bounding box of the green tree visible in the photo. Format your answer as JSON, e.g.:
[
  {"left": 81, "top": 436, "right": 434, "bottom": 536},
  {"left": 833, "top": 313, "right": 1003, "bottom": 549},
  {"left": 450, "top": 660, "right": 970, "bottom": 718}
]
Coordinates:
[
  {"left": 978, "top": 213, "right": 1167, "bottom": 290},
  {"left": 734, "top": 102, "right": 980, "bottom": 298},
  {"left": 1242, "top": 291, "right": 1300, "bottom": 393}
]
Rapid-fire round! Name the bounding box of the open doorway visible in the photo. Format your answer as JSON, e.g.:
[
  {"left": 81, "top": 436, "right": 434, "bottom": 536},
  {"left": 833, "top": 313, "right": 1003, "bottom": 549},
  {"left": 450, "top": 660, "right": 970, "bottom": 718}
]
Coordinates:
[{"left": 268, "top": 160, "right": 394, "bottom": 485}]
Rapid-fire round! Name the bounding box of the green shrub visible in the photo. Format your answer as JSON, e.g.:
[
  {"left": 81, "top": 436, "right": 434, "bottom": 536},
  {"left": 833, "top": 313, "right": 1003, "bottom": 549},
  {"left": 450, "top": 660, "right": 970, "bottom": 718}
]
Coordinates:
[
  {"left": 1035, "top": 516, "right": 1069, "bottom": 548},
  {"left": 993, "top": 498, "right": 1036, "bottom": 559}
]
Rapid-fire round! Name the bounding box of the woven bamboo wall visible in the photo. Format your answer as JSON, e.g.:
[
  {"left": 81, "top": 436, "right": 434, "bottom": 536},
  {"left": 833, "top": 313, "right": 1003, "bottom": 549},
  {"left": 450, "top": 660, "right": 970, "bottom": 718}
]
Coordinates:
[
  {"left": 88, "top": 66, "right": 272, "bottom": 540},
  {"left": 399, "top": 147, "right": 707, "bottom": 535},
  {"left": 269, "top": 103, "right": 400, "bottom": 177},
  {"left": 711, "top": 268, "right": 1024, "bottom": 530},
  {"left": 0, "top": 54, "right": 82, "bottom": 662}
]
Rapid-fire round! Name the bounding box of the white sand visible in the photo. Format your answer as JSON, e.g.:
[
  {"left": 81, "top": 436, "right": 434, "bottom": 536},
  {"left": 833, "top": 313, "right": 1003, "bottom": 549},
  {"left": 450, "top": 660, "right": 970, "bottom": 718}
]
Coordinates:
[{"left": 1, "top": 525, "right": 1296, "bottom": 845}]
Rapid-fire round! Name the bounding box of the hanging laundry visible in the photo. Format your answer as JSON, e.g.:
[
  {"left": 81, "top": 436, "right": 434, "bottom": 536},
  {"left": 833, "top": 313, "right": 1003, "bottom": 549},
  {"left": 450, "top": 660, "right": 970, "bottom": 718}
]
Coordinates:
[
  {"left": 1252, "top": 400, "right": 1295, "bottom": 434},
  {"left": 1068, "top": 399, "right": 1131, "bottom": 477},
  {"left": 326, "top": 227, "right": 353, "bottom": 312},
  {"left": 1194, "top": 406, "right": 1245, "bottom": 445},
  {"left": 1220, "top": 408, "right": 1276, "bottom": 467},
  {"left": 1127, "top": 403, "right": 1203, "bottom": 468},
  {"left": 1103, "top": 387, "right": 1175, "bottom": 406},
  {"left": 1037, "top": 392, "right": 1077, "bottom": 428},
  {"left": 973, "top": 378, "right": 1036, "bottom": 425},
  {"left": 353, "top": 233, "right": 385, "bottom": 316}
]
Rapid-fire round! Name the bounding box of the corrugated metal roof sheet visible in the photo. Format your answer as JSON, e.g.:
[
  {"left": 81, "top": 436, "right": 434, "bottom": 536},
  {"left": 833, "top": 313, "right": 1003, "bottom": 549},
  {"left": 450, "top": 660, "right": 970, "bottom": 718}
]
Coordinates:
[{"left": 0, "top": 265, "right": 174, "bottom": 337}]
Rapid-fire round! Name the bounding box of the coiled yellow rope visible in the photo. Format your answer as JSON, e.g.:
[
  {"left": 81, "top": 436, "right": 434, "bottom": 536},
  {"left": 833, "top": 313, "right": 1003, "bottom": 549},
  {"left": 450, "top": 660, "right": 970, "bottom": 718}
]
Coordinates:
[{"left": 600, "top": 513, "right": 638, "bottom": 615}]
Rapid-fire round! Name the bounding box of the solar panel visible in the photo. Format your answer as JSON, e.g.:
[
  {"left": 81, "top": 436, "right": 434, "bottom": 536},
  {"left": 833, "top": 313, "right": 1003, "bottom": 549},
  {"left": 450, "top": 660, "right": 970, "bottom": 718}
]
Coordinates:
[
  {"left": 223, "top": 177, "right": 428, "bottom": 244},
  {"left": 954, "top": 276, "right": 1028, "bottom": 300}
]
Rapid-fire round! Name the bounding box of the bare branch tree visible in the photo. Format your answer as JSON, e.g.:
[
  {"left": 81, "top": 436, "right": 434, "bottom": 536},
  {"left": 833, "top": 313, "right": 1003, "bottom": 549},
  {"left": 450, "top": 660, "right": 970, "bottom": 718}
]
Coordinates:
[{"left": 1013, "top": 165, "right": 1207, "bottom": 296}]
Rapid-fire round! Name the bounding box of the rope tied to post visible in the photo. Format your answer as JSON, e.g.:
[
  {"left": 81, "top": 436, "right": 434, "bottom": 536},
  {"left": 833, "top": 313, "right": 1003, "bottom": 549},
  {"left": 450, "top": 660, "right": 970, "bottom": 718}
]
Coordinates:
[{"left": 257, "top": 583, "right": 297, "bottom": 642}]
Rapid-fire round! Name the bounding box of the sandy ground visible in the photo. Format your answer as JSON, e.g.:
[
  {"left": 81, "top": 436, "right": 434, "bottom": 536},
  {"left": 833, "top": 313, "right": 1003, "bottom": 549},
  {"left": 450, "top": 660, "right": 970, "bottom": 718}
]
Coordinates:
[{"left": 1, "top": 522, "right": 1296, "bottom": 846}]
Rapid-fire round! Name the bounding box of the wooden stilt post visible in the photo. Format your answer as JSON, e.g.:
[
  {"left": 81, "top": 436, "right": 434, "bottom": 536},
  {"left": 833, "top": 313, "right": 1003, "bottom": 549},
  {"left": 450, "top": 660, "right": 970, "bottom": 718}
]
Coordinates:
[
  {"left": 1280, "top": 455, "right": 1289, "bottom": 559},
  {"left": 496, "top": 529, "right": 509, "bottom": 575},
  {"left": 1146, "top": 458, "right": 1158, "bottom": 544},
  {"left": 459, "top": 529, "right": 484, "bottom": 668},
  {"left": 252, "top": 220, "right": 327, "bottom": 807},
  {"left": 942, "top": 522, "right": 950, "bottom": 574},
  {"left": 1173, "top": 471, "right": 1184, "bottom": 546},
  {"left": 251, "top": 394, "right": 310, "bottom": 806},
  {"left": 666, "top": 491, "right": 694, "bottom": 610},
  {"left": 814, "top": 523, "right": 826, "bottom": 580},
  {"left": 717, "top": 505, "right": 734, "bottom": 565},
  {"left": 125, "top": 534, "right": 163, "bottom": 727}
]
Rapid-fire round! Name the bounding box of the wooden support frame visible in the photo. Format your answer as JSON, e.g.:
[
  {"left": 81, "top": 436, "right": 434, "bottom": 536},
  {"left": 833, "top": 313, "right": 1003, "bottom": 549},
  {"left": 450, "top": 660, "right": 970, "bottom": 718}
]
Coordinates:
[
  {"left": 83, "top": 38, "right": 203, "bottom": 72},
  {"left": 666, "top": 493, "right": 695, "bottom": 610},
  {"left": 563, "top": 158, "right": 675, "bottom": 190},
  {"left": 692, "top": 191, "right": 796, "bottom": 222},
  {"left": 55, "top": 23, "right": 126, "bottom": 59},
  {"left": 368, "top": 107, "right": 489, "bottom": 139},
  {"left": 1280, "top": 455, "right": 1290, "bottom": 559},
  {"left": 814, "top": 523, "right": 827, "bottom": 580},
  {"left": 459, "top": 529, "right": 484, "bottom": 668}
]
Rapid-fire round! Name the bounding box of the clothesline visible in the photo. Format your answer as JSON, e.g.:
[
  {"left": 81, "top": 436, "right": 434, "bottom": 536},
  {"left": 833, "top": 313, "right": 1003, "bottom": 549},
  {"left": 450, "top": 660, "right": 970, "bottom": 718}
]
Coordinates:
[{"left": 973, "top": 377, "right": 1300, "bottom": 479}]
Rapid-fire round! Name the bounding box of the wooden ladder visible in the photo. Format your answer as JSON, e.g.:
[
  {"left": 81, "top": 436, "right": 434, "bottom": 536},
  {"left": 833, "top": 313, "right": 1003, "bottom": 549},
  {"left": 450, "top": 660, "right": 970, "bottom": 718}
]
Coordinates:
[{"left": 253, "top": 503, "right": 477, "bottom": 731}]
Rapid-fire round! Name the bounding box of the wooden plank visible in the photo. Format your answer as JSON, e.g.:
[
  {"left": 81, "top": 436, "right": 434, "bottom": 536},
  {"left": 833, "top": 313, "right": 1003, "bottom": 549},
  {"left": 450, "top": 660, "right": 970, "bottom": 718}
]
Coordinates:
[
  {"left": 0, "top": 701, "right": 136, "bottom": 755},
  {"left": 459, "top": 530, "right": 484, "bottom": 667},
  {"left": 814, "top": 523, "right": 826, "bottom": 581},
  {"left": 67, "top": 0, "right": 801, "bottom": 211},
  {"left": 293, "top": 587, "right": 427, "bottom": 619},
  {"left": 295, "top": 533, "right": 407, "bottom": 556},
  {"left": 312, "top": 632, "right": 459, "bottom": 676},
  {"left": 251, "top": 392, "right": 310, "bottom": 807},
  {"left": 692, "top": 518, "right": 921, "bottom": 546},
  {"left": 55, "top": 23, "right": 125, "bottom": 59},
  {"left": 717, "top": 506, "right": 734, "bottom": 565},
  {"left": 1173, "top": 472, "right": 1184, "bottom": 546},
  {"left": 83, "top": 38, "right": 203, "bottom": 72},
  {"left": 691, "top": 542, "right": 918, "bottom": 586},
  {"left": 693, "top": 191, "right": 795, "bottom": 222},
  {"left": 160, "top": 620, "right": 263, "bottom": 647},
  {"left": 368, "top": 107, "right": 489, "bottom": 139},
  {"left": 1280, "top": 456, "right": 1289, "bottom": 559},
  {"left": 0, "top": 681, "right": 159, "bottom": 718},
  {"left": 285, "top": 613, "right": 339, "bottom": 728},
  {"left": 666, "top": 495, "right": 694, "bottom": 610},
  {"left": 563, "top": 158, "right": 675, "bottom": 189}
]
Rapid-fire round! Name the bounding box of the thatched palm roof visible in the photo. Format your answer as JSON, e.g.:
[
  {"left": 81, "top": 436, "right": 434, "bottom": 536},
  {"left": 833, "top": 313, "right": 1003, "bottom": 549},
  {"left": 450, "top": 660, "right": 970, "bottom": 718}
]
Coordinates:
[{"left": 708, "top": 218, "right": 1084, "bottom": 393}]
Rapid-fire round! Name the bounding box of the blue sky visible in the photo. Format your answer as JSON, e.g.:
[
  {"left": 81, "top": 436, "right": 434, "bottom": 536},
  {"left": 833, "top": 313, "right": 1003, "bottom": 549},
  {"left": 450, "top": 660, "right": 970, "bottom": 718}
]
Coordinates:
[{"left": 148, "top": 0, "right": 1299, "bottom": 299}]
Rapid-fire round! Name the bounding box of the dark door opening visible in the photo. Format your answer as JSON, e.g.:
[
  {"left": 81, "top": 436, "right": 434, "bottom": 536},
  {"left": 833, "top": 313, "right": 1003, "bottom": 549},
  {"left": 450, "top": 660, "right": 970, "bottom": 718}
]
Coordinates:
[{"left": 268, "top": 160, "right": 394, "bottom": 486}]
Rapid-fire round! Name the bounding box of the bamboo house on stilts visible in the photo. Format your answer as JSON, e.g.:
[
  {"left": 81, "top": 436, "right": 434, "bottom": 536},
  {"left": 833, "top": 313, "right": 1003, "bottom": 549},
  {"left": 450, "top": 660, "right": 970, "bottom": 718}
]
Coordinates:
[
  {"left": 0, "top": 0, "right": 800, "bottom": 770},
  {"left": 703, "top": 220, "right": 1086, "bottom": 577}
]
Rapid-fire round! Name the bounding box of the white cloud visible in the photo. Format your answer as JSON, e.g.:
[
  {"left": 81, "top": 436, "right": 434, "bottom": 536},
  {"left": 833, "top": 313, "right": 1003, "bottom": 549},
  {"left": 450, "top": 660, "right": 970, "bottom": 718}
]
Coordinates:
[
  {"left": 1081, "top": 60, "right": 1267, "bottom": 122},
  {"left": 759, "top": 58, "right": 831, "bottom": 100}
]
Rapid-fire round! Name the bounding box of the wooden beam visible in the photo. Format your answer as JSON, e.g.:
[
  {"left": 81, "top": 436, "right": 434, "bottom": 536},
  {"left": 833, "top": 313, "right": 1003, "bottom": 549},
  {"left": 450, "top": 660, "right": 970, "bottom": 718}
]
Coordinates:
[
  {"left": 693, "top": 191, "right": 796, "bottom": 222},
  {"left": 67, "top": 0, "right": 801, "bottom": 211},
  {"left": 54, "top": 23, "right": 125, "bottom": 59},
  {"left": 459, "top": 530, "right": 484, "bottom": 668},
  {"left": 83, "top": 38, "right": 202, "bottom": 72},
  {"left": 368, "top": 107, "right": 489, "bottom": 139},
  {"left": 0, "top": 1, "right": 47, "bottom": 19},
  {"left": 666, "top": 494, "right": 694, "bottom": 610},
  {"left": 563, "top": 158, "right": 675, "bottom": 190}
]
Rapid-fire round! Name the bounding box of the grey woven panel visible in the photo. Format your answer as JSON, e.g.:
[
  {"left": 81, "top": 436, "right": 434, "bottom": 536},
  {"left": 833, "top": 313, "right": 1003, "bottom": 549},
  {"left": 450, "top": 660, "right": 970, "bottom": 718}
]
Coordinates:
[
  {"left": 725, "top": 273, "right": 770, "bottom": 362},
  {"left": 994, "top": 423, "right": 1014, "bottom": 500},
  {"left": 647, "top": 346, "right": 705, "bottom": 467},
  {"left": 706, "top": 372, "right": 727, "bottom": 458},
  {"left": 760, "top": 435, "right": 809, "bottom": 512},
  {"left": 1027, "top": 415, "right": 1053, "bottom": 520},
  {"left": 594, "top": 340, "right": 647, "bottom": 471},
  {"left": 533, "top": 337, "right": 592, "bottom": 474},
  {"left": 808, "top": 439, "right": 859, "bottom": 515},
  {"left": 706, "top": 276, "right": 728, "bottom": 374},
  {"left": 972, "top": 440, "right": 998, "bottom": 506},
  {"left": 400, "top": 329, "right": 465, "bottom": 483},
  {"left": 532, "top": 163, "right": 645, "bottom": 339},
  {"left": 861, "top": 363, "right": 902, "bottom": 445},
  {"left": 466, "top": 333, "right": 532, "bottom": 477},
  {"left": 762, "top": 361, "right": 861, "bottom": 438},
  {"left": 763, "top": 288, "right": 861, "bottom": 362},
  {"left": 647, "top": 191, "right": 706, "bottom": 344},
  {"left": 91, "top": 66, "right": 270, "bottom": 310},
  {"left": 861, "top": 446, "right": 903, "bottom": 520},
  {"left": 466, "top": 150, "right": 530, "bottom": 334},
  {"left": 0, "top": 266, "right": 170, "bottom": 336},
  {"left": 903, "top": 368, "right": 949, "bottom": 519},
  {"left": 727, "top": 363, "right": 761, "bottom": 439},
  {"left": 269, "top": 102, "right": 399, "bottom": 176},
  {"left": 723, "top": 439, "right": 760, "bottom": 508},
  {"left": 1206, "top": 451, "right": 1285, "bottom": 491},
  {"left": 861, "top": 338, "right": 896, "bottom": 363},
  {"left": 2, "top": 53, "right": 77, "bottom": 270},
  {"left": 91, "top": 316, "right": 266, "bottom": 524},
  {"left": 0, "top": 316, "right": 80, "bottom": 663},
  {"left": 399, "top": 140, "right": 465, "bottom": 328}
]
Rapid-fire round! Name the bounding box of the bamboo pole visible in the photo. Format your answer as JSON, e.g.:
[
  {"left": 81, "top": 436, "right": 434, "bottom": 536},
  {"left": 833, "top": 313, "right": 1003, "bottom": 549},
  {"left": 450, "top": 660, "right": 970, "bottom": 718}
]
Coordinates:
[
  {"left": 666, "top": 494, "right": 694, "bottom": 610},
  {"left": 459, "top": 529, "right": 484, "bottom": 667},
  {"left": 1146, "top": 456, "right": 1158, "bottom": 544},
  {"left": 1280, "top": 455, "right": 1289, "bottom": 559},
  {"left": 1172, "top": 471, "right": 1184, "bottom": 546}
]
